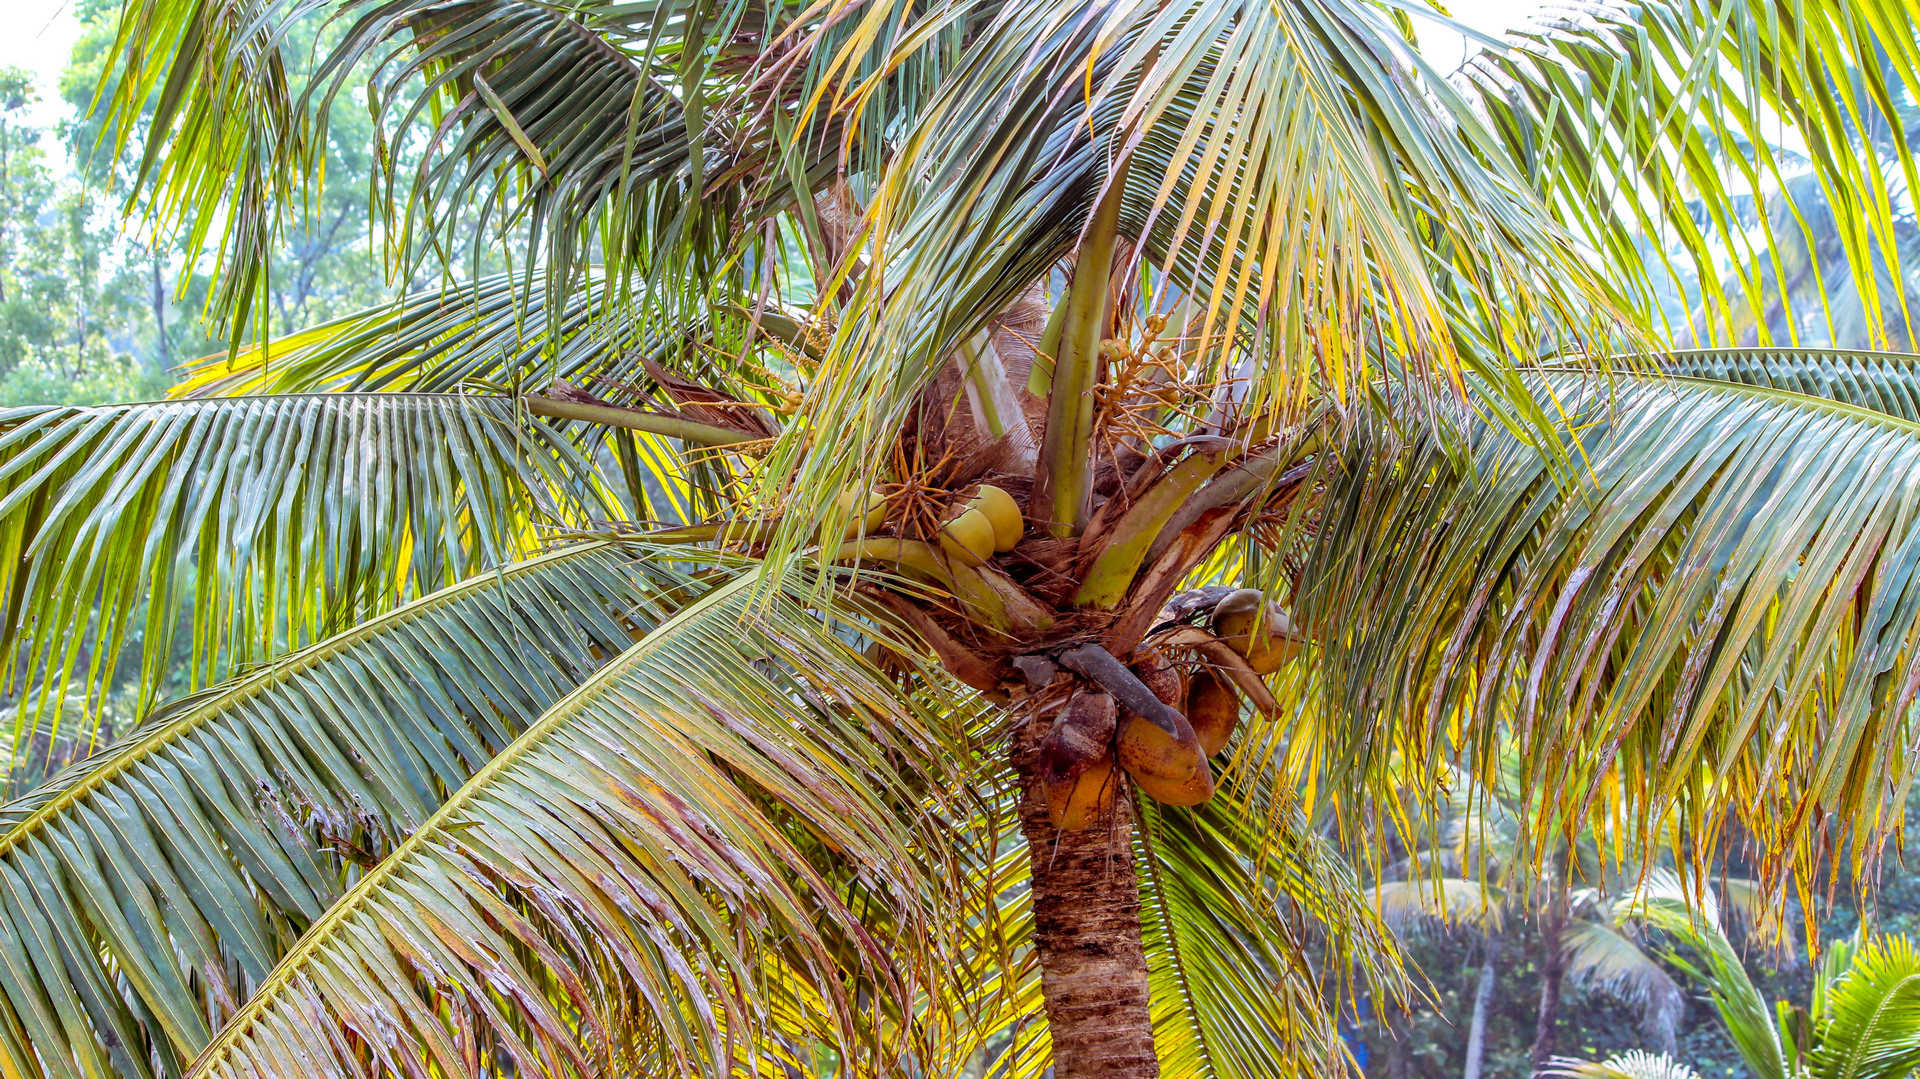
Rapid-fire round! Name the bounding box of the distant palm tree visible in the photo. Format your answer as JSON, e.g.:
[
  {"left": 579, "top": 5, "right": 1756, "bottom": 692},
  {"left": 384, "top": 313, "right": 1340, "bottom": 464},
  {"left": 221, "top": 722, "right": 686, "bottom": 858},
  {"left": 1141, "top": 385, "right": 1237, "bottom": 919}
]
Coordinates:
[
  {"left": 0, "top": 0, "right": 1913, "bottom": 1076},
  {"left": 1559, "top": 879, "right": 1920, "bottom": 1079},
  {"left": 1370, "top": 762, "right": 1690, "bottom": 1076}
]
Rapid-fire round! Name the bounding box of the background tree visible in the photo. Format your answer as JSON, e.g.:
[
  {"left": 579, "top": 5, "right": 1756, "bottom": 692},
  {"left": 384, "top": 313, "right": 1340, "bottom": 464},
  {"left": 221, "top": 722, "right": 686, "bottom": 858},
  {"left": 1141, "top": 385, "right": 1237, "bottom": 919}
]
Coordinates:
[{"left": 1370, "top": 762, "right": 1690, "bottom": 1077}]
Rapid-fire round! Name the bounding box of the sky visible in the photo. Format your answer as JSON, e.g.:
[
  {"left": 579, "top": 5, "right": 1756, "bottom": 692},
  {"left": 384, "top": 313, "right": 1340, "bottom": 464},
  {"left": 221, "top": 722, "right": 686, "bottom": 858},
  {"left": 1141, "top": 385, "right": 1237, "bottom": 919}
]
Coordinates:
[{"left": 2, "top": 0, "right": 81, "bottom": 130}]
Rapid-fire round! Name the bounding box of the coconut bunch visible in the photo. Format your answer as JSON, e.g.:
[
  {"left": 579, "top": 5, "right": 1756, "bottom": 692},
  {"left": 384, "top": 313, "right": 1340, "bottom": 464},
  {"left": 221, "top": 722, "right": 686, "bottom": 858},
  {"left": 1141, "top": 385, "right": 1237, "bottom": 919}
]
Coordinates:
[
  {"left": 640, "top": 288, "right": 1321, "bottom": 833},
  {"left": 1033, "top": 588, "right": 1302, "bottom": 828}
]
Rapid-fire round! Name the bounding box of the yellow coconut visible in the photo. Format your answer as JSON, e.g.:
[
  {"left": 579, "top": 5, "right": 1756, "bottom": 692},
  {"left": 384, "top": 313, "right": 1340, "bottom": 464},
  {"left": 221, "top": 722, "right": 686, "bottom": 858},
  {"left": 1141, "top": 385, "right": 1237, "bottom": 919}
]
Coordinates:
[
  {"left": 1185, "top": 670, "right": 1240, "bottom": 756},
  {"left": 938, "top": 506, "right": 998, "bottom": 566},
  {"left": 971, "top": 484, "right": 1024, "bottom": 552},
  {"left": 826, "top": 487, "right": 890, "bottom": 541}
]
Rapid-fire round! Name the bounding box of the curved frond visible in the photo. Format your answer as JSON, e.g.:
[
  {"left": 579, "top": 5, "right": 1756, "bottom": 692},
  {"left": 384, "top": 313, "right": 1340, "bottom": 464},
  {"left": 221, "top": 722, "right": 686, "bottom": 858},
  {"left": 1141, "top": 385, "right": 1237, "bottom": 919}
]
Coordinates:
[
  {"left": 1660, "top": 349, "right": 1920, "bottom": 422},
  {"left": 1563, "top": 918, "right": 1685, "bottom": 1043},
  {"left": 175, "top": 273, "right": 768, "bottom": 403},
  {"left": 1139, "top": 789, "right": 1400, "bottom": 1077},
  {"left": 96, "top": 0, "right": 303, "bottom": 342},
  {"left": 102, "top": 0, "right": 944, "bottom": 333},
  {"left": 0, "top": 542, "right": 692, "bottom": 1078},
  {"left": 0, "top": 393, "right": 606, "bottom": 722},
  {"left": 771, "top": 0, "right": 1629, "bottom": 521},
  {"left": 185, "top": 566, "right": 973, "bottom": 1079},
  {"left": 1298, "top": 355, "right": 1920, "bottom": 899},
  {"left": 1807, "top": 934, "right": 1920, "bottom": 1079},
  {"left": 1620, "top": 873, "right": 1785, "bottom": 1079},
  {"left": 312, "top": 0, "right": 769, "bottom": 310},
  {"left": 1465, "top": 0, "right": 1920, "bottom": 350}
]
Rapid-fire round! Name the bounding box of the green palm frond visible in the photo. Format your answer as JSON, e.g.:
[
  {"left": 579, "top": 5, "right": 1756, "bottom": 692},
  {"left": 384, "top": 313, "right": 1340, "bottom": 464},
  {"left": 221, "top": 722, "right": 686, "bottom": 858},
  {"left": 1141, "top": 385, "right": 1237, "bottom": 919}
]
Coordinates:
[
  {"left": 96, "top": 0, "right": 302, "bottom": 343},
  {"left": 1620, "top": 873, "right": 1786, "bottom": 1079},
  {"left": 1563, "top": 918, "right": 1685, "bottom": 1045},
  {"left": 1550, "top": 1049, "right": 1703, "bottom": 1079},
  {"left": 174, "top": 273, "right": 699, "bottom": 400},
  {"left": 767, "top": 0, "right": 1629, "bottom": 526},
  {"left": 1138, "top": 789, "right": 1400, "bottom": 1077},
  {"left": 1464, "top": 0, "right": 1920, "bottom": 350},
  {"left": 1298, "top": 352, "right": 1920, "bottom": 895},
  {"left": 313, "top": 0, "right": 771, "bottom": 310},
  {"left": 184, "top": 565, "right": 975, "bottom": 1079},
  {"left": 108, "top": 0, "right": 712, "bottom": 331},
  {"left": 1659, "top": 348, "right": 1920, "bottom": 422},
  {"left": 0, "top": 542, "right": 696, "bottom": 1078},
  {"left": 1806, "top": 934, "right": 1920, "bottom": 1079},
  {"left": 103, "top": 0, "right": 949, "bottom": 336},
  {"left": 168, "top": 275, "right": 792, "bottom": 524},
  {"left": 0, "top": 393, "right": 608, "bottom": 723}
]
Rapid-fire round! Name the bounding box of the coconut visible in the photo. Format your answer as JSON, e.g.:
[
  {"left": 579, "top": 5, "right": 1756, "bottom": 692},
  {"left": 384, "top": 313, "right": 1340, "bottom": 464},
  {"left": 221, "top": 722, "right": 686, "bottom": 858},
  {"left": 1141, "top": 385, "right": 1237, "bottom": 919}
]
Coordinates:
[
  {"left": 938, "top": 506, "right": 998, "bottom": 566},
  {"left": 1186, "top": 670, "right": 1240, "bottom": 756},
  {"left": 971, "top": 484, "right": 1023, "bottom": 552}
]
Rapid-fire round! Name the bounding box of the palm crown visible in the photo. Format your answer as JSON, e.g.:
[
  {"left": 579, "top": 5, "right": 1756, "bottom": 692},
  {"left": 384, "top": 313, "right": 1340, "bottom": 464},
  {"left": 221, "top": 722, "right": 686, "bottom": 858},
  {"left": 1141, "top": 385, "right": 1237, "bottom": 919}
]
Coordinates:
[{"left": 0, "top": 0, "right": 1917, "bottom": 1076}]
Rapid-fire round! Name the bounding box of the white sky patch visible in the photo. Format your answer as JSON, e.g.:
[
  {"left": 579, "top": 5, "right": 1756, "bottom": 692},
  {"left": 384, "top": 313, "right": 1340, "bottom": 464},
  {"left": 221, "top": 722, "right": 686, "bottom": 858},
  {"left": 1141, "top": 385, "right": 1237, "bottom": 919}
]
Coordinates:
[
  {"left": 1410, "top": 0, "right": 1550, "bottom": 72},
  {"left": 1, "top": 0, "right": 80, "bottom": 131}
]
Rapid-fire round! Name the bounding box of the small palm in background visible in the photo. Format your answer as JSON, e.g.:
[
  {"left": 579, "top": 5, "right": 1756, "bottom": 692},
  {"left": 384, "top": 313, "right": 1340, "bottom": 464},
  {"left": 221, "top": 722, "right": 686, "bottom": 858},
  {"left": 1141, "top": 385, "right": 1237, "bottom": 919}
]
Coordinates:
[{"left": 1561, "top": 877, "right": 1920, "bottom": 1079}]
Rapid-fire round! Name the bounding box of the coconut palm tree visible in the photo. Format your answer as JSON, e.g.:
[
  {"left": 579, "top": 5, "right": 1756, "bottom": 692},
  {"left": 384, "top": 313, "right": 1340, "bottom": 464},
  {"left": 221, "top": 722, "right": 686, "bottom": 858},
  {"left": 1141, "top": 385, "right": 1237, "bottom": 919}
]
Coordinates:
[
  {"left": 1559, "top": 879, "right": 1920, "bottom": 1079},
  {"left": 0, "top": 0, "right": 1918, "bottom": 1076},
  {"left": 1369, "top": 761, "right": 1692, "bottom": 1075}
]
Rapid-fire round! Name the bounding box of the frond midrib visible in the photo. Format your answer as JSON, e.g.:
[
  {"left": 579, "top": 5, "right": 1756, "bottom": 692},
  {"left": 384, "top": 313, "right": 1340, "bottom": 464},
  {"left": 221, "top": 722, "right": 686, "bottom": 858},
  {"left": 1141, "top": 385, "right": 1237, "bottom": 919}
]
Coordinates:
[
  {"left": 0, "top": 390, "right": 535, "bottom": 417},
  {"left": 1533, "top": 364, "right": 1920, "bottom": 438}
]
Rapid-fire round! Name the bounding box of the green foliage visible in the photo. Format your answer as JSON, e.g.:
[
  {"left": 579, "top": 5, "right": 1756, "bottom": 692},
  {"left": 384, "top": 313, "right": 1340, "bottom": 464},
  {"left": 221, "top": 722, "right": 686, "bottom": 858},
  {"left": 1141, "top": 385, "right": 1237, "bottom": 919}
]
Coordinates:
[{"left": 2, "top": 0, "right": 1920, "bottom": 1076}]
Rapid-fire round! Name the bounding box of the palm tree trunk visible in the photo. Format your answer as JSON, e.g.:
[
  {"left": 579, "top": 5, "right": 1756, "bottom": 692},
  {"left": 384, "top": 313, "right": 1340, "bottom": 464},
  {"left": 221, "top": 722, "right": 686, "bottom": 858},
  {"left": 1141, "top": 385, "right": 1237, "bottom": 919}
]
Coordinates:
[
  {"left": 1530, "top": 882, "right": 1569, "bottom": 1072},
  {"left": 1013, "top": 721, "right": 1159, "bottom": 1078},
  {"left": 1463, "top": 930, "right": 1499, "bottom": 1079}
]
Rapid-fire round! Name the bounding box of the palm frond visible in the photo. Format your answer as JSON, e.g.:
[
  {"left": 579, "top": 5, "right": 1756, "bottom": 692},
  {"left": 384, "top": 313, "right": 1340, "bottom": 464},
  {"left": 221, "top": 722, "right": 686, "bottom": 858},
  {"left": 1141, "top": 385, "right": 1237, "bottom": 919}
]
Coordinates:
[
  {"left": 769, "top": 0, "right": 1630, "bottom": 528},
  {"left": 1807, "top": 934, "right": 1920, "bottom": 1079},
  {"left": 1550, "top": 1049, "right": 1703, "bottom": 1079},
  {"left": 1367, "top": 878, "right": 1504, "bottom": 934},
  {"left": 315, "top": 0, "right": 766, "bottom": 312},
  {"left": 102, "top": 0, "right": 954, "bottom": 336},
  {"left": 95, "top": 0, "right": 303, "bottom": 342},
  {"left": 0, "top": 542, "right": 695, "bottom": 1079},
  {"left": 175, "top": 273, "right": 697, "bottom": 400},
  {"left": 1563, "top": 918, "right": 1685, "bottom": 1045},
  {"left": 1298, "top": 352, "right": 1920, "bottom": 899},
  {"left": 0, "top": 393, "right": 607, "bottom": 722},
  {"left": 1464, "top": 0, "right": 1920, "bottom": 350},
  {"left": 1138, "top": 788, "right": 1400, "bottom": 1078},
  {"left": 184, "top": 564, "right": 975, "bottom": 1079},
  {"left": 1620, "top": 872, "right": 1786, "bottom": 1079},
  {"left": 1659, "top": 348, "right": 1920, "bottom": 422}
]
